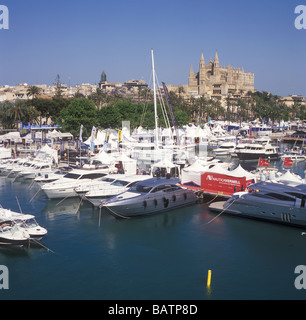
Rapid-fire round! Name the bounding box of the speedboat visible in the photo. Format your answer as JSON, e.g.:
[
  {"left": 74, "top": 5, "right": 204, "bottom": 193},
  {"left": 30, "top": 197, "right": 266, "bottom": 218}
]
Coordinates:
[
  {"left": 81, "top": 174, "right": 152, "bottom": 207},
  {"left": 0, "top": 208, "right": 47, "bottom": 240},
  {"left": 209, "top": 181, "right": 306, "bottom": 228},
  {"left": 102, "top": 177, "right": 198, "bottom": 218},
  {"left": 0, "top": 221, "right": 30, "bottom": 246},
  {"left": 41, "top": 168, "right": 111, "bottom": 199}
]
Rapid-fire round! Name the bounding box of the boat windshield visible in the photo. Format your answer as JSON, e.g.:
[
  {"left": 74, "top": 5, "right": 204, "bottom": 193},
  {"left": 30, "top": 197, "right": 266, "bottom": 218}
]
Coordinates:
[
  {"left": 111, "top": 180, "right": 130, "bottom": 187},
  {"left": 129, "top": 184, "right": 152, "bottom": 193},
  {"left": 100, "top": 177, "right": 115, "bottom": 183},
  {"left": 21, "top": 218, "right": 38, "bottom": 228},
  {"left": 63, "top": 173, "right": 81, "bottom": 179}
]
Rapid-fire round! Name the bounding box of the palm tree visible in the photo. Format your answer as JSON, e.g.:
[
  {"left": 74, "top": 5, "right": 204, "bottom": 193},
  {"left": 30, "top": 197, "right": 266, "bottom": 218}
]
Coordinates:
[
  {"left": 2, "top": 100, "right": 28, "bottom": 129},
  {"left": 26, "top": 86, "right": 41, "bottom": 99}
]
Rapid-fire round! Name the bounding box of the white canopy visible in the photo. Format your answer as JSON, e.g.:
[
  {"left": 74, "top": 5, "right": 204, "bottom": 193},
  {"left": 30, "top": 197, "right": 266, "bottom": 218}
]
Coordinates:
[
  {"left": 277, "top": 170, "right": 304, "bottom": 186},
  {"left": 0, "top": 131, "right": 21, "bottom": 142},
  {"left": 35, "top": 144, "right": 58, "bottom": 164},
  {"left": 230, "top": 165, "right": 257, "bottom": 180}
]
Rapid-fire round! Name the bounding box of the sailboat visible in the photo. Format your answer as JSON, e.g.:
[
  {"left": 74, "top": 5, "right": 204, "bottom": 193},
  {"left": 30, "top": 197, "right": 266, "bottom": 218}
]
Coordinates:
[{"left": 132, "top": 50, "right": 183, "bottom": 170}]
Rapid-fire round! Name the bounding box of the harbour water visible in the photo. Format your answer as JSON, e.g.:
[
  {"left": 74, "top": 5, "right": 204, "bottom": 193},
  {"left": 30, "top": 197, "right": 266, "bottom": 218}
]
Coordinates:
[{"left": 1, "top": 158, "right": 306, "bottom": 300}]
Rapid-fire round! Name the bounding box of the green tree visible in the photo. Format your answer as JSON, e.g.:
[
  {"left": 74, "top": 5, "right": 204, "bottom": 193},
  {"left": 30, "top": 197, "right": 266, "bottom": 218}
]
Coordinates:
[
  {"left": 97, "top": 105, "right": 122, "bottom": 129},
  {"left": 57, "top": 98, "right": 97, "bottom": 137}
]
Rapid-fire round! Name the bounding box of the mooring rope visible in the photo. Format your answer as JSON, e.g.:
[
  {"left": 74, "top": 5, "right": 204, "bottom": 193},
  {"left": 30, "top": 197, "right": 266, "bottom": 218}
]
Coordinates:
[
  {"left": 29, "top": 238, "right": 56, "bottom": 254},
  {"left": 100, "top": 204, "right": 132, "bottom": 220},
  {"left": 205, "top": 198, "right": 238, "bottom": 225}
]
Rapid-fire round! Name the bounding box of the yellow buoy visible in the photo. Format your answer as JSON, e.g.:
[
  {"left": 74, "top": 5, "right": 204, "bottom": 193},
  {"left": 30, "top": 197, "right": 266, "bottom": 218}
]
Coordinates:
[{"left": 207, "top": 270, "right": 212, "bottom": 287}]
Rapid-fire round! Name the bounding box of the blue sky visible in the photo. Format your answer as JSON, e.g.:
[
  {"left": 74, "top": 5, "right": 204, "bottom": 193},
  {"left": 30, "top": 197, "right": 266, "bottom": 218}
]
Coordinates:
[{"left": 0, "top": 0, "right": 306, "bottom": 97}]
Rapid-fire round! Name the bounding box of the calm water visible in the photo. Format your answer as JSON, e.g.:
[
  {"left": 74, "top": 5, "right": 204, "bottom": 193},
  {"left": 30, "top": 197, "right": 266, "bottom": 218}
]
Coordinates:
[{"left": 1, "top": 158, "right": 306, "bottom": 300}]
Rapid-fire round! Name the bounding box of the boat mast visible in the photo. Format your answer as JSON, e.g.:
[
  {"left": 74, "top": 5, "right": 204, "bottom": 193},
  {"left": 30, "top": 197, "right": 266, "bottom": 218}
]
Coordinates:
[{"left": 151, "top": 49, "right": 159, "bottom": 147}]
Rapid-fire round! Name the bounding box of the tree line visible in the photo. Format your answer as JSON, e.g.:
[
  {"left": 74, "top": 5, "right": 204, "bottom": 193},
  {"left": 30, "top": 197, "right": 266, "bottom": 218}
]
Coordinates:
[{"left": 0, "top": 86, "right": 305, "bottom": 138}]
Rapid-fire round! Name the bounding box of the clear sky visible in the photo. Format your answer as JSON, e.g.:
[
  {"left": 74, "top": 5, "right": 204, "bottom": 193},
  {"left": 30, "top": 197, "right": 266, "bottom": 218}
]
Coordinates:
[{"left": 0, "top": 0, "right": 306, "bottom": 97}]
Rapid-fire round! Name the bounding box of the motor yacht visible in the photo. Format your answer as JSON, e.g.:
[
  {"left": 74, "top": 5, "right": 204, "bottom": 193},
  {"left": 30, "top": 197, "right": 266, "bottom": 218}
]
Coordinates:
[
  {"left": 213, "top": 141, "right": 236, "bottom": 157},
  {"left": 209, "top": 181, "right": 306, "bottom": 227},
  {"left": 20, "top": 162, "right": 54, "bottom": 179},
  {"left": 41, "top": 168, "right": 112, "bottom": 199},
  {"left": 235, "top": 142, "right": 280, "bottom": 161},
  {"left": 81, "top": 174, "right": 152, "bottom": 207},
  {"left": 102, "top": 177, "right": 198, "bottom": 218}
]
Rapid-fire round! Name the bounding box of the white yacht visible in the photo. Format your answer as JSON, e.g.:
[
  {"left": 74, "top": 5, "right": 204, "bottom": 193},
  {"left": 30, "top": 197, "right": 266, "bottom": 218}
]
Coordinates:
[
  {"left": 235, "top": 142, "right": 280, "bottom": 161},
  {"left": 81, "top": 174, "right": 152, "bottom": 207},
  {"left": 41, "top": 168, "right": 112, "bottom": 199},
  {"left": 0, "top": 222, "right": 30, "bottom": 246},
  {"left": 0, "top": 208, "right": 47, "bottom": 240},
  {"left": 20, "top": 162, "right": 54, "bottom": 179},
  {"left": 213, "top": 141, "right": 236, "bottom": 157}
]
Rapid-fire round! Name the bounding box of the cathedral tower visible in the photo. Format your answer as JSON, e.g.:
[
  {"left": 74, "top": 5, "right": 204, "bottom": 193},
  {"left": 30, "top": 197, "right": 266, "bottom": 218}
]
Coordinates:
[
  {"left": 213, "top": 51, "right": 220, "bottom": 79},
  {"left": 198, "top": 53, "right": 206, "bottom": 95}
]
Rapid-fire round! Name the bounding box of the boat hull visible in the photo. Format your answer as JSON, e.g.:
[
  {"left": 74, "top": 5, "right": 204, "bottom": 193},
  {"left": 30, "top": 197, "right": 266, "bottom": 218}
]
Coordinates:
[
  {"left": 236, "top": 152, "right": 279, "bottom": 161},
  {"left": 209, "top": 200, "right": 306, "bottom": 228},
  {"left": 0, "top": 236, "right": 29, "bottom": 246},
  {"left": 103, "top": 189, "right": 198, "bottom": 218}
]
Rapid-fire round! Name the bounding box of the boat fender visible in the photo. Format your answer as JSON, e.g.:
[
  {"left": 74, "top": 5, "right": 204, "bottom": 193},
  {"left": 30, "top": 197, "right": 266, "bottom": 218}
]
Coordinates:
[
  {"left": 154, "top": 199, "right": 158, "bottom": 207},
  {"left": 172, "top": 195, "right": 176, "bottom": 202},
  {"left": 163, "top": 197, "right": 169, "bottom": 208},
  {"left": 143, "top": 200, "right": 147, "bottom": 208},
  {"left": 184, "top": 193, "right": 187, "bottom": 200}
]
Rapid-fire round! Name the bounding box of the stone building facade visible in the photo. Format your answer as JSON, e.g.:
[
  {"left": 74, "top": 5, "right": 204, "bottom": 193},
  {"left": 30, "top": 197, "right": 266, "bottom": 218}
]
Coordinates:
[
  {"left": 168, "top": 51, "right": 255, "bottom": 99},
  {"left": 188, "top": 51, "right": 255, "bottom": 98}
]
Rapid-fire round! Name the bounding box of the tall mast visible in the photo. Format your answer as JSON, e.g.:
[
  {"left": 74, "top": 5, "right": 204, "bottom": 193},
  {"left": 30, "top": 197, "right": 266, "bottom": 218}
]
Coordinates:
[{"left": 151, "top": 49, "right": 159, "bottom": 146}]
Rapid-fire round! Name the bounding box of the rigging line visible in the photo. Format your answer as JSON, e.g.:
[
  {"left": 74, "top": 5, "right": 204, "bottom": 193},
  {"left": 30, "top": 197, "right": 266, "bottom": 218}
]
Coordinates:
[
  {"left": 155, "top": 77, "right": 171, "bottom": 129},
  {"left": 140, "top": 70, "right": 153, "bottom": 127}
]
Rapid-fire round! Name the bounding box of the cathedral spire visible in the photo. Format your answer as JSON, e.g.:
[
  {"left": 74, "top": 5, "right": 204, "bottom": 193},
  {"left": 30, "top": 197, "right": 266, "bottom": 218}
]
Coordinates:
[
  {"left": 214, "top": 51, "right": 219, "bottom": 69},
  {"left": 214, "top": 50, "right": 219, "bottom": 63},
  {"left": 189, "top": 65, "right": 194, "bottom": 76},
  {"left": 200, "top": 52, "right": 205, "bottom": 67}
]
